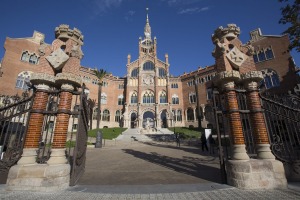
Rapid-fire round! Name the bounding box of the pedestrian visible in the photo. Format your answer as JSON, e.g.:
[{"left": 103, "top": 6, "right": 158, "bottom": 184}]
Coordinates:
[
  {"left": 175, "top": 133, "right": 181, "bottom": 147},
  {"left": 208, "top": 134, "right": 215, "bottom": 154},
  {"left": 201, "top": 133, "right": 208, "bottom": 152}
]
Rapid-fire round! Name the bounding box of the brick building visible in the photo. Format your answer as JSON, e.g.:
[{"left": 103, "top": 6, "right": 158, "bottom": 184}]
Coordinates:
[{"left": 0, "top": 15, "right": 298, "bottom": 130}]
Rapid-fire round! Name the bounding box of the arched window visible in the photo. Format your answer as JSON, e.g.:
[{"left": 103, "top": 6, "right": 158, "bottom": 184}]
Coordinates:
[
  {"left": 102, "top": 109, "right": 110, "bottom": 121},
  {"left": 15, "top": 71, "right": 32, "bottom": 90},
  {"left": 160, "top": 91, "right": 167, "bottom": 104},
  {"left": 115, "top": 110, "right": 121, "bottom": 122},
  {"left": 73, "top": 105, "right": 80, "bottom": 118},
  {"left": 258, "top": 50, "right": 266, "bottom": 62},
  {"left": 171, "top": 83, "right": 178, "bottom": 88},
  {"left": 187, "top": 108, "right": 194, "bottom": 121},
  {"left": 131, "top": 68, "right": 139, "bottom": 77},
  {"left": 177, "top": 110, "right": 182, "bottom": 121},
  {"left": 21, "top": 51, "right": 30, "bottom": 62},
  {"left": 189, "top": 93, "right": 196, "bottom": 103},
  {"left": 143, "top": 61, "right": 154, "bottom": 71},
  {"left": 172, "top": 94, "right": 179, "bottom": 104},
  {"left": 143, "top": 90, "right": 154, "bottom": 104},
  {"left": 29, "top": 54, "right": 39, "bottom": 64},
  {"left": 172, "top": 110, "right": 176, "bottom": 120},
  {"left": 101, "top": 93, "right": 107, "bottom": 104},
  {"left": 261, "top": 69, "right": 280, "bottom": 89},
  {"left": 93, "top": 108, "right": 100, "bottom": 120},
  {"left": 131, "top": 91, "right": 138, "bottom": 104},
  {"left": 265, "top": 48, "right": 274, "bottom": 60},
  {"left": 159, "top": 68, "right": 166, "bottom": 77},
  {"left": 118, "top": 95, "right": 124, "bottom": 105}
]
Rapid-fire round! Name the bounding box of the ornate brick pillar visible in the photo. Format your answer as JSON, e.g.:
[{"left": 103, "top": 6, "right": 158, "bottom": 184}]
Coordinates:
[
  {"left": 215, "top": 71, "right": 249, "bottom": 160},
  {"left": 242, "top": 71, "right": 275, "bottom": 159},
  {"left": 47, "top": 73, "right": 81, "bottom": 164},
  {"left": 17, "top": 73, "right": 55, "bottom": 165}
]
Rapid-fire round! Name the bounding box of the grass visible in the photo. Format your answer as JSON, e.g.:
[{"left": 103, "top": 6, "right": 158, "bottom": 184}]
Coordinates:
[
  {"left": 66, "top": 140, "right": 93, "bottom": 148},
  {"left": 168, "top": 127, "right": 204, "bottom": 139},
  {"left": 88, "top": 127, "right": 127, "bottom": 140}
]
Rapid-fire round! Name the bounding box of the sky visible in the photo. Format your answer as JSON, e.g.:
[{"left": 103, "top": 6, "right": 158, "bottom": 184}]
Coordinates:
[{"left": 0, "top": 0, "right": 299, "bottom": 77}]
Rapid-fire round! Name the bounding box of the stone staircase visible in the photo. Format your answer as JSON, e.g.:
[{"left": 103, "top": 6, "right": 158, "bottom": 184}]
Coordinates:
[{"left": 116, "top": 128, "right": 174, "bottom": 142}]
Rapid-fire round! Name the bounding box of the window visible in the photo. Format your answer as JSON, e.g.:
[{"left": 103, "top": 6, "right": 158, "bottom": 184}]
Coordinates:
[
  {"left": 258, "top": 51, "right": 266, "bottom": 62},
  {"left": 73, "top": 105, "right": 80, "bottom": 118},
  {"left": 118, "top": 84, "right": 124, "bottom": 89},
  {"left": 187, "top": 108, "right": 194, "bottom": 121},
  {"left": 102, "top": 81, "right": 108, "bottom": 87},
  {"left": 115, "top": 110, "right": 121, "bottom": 122},
  {"left": 102, "top": 109, "right": 110, "bottom": 121},
  {"left": 72, "top": 124, "right": 78, "bottom": 130},
  {"left": 92, "top": 79, "right": 98, "bottom": 85},
  {"left": 93, "top": 108, "right": 100, "bottom": 120},
  {"left": 101, "top": 93, "right": 107, "bottom": 104},
  {"left": 177, "top": 110, "right": 182, "bottom": 121},
  {"left": 131, "top": 92, "right": 138, "bottom": 104},
  {"left": 261, "top": 69, "right": 280, "bottom": 89},
  {"left": 206, "top": 88, "right": 212, "bottom": 100},
  {"left": 265, "top": 48, "right": 274, "bottom": 60},
  {"left": 143, "top": 61, "right": 154, "bottom": 71},
  {"left": 21, "top": 51, "right": 30, "bottom": 62},
  {"left": 29, "top": 54, "right": 39, "bottom": 64},
  {"left": 118, "top": 95, "right": 124, "bottom": 105},
  {"left": 253, "top": 54, "right": 259, "bottom": 63},
  {"left": 159, "top": 68, "right": 166, "bottom": 77},
  {"left": 15, "top": 71, "right": 32, "bottom": 90},
  {"left": 131, "top": 68, "right": 139, "bottom": 77},
  {"left": 171, "top": 83, "right": 178, "bottom": 88},
  {"left": 189, "top": 93, "right": 196, "bottom": 103},
  {"left": 172, "top": 94, "right": 179, "bottom": 104},
  {"left": 143, "top": 91, "right": 154, "bottom": 104},
  {"left": 159, "top": 91, "right": 167, "bottom": 104}
]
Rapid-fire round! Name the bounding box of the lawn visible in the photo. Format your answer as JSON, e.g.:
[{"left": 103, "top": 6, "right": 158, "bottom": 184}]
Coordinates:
[
  {"left": 168, "top": 127, "right": 205, "bottom": 139},
  {"left": 88, "top": 127, "right": 127, "bottom": 140}
]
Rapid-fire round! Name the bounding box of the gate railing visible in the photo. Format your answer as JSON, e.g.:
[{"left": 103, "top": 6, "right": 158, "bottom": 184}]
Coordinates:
[
  {"left": 260, "top": 92, "right": 300, "bottom": 163},
  {"left": 0, "top": 92, "right": 34, "bottom": 184}
]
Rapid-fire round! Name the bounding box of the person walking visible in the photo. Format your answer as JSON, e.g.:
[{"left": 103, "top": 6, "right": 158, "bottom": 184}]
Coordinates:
[
  {"left": 208, "top": 134, "right": 215, "bottom": 154},
  {"left": 175, "top": 133, "right": 181, "bottom": 147},
  {"left": 201, "top": 133, "right": 208, "bottom": 152}
]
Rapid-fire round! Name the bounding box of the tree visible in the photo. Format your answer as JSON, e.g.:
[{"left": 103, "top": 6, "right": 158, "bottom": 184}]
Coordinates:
[
  {"left": 279, "top": 0, "right": 300, "bottom": 52},
  {"left": 93, "top": 68, "right": 107, "bottom": 148},
  {"left": 87, "top": 98, "right": 96, "bottom": 131}
]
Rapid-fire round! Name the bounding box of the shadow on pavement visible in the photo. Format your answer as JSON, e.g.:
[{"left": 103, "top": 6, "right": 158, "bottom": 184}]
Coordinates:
[{"left": 122, "top": 148, "right": 222, "bottom": 183}]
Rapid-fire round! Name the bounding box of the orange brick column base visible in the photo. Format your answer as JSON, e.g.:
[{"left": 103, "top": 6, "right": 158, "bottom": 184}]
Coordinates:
[
  {"left": 224, "top": 81, "right": 249, "bottom": 160},
  {"left": 242, "top": 72, "right": 275, "bottom": 160},
  {"left": 17, "top": 84, "right": 50, "bottom": 165},
  {"left": 47, "top": 83, "right": 73, "bottom": 165}
]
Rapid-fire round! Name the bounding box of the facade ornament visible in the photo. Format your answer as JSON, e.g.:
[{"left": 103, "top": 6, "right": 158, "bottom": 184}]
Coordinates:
[
  {"left": 142, "top": 74, "right": 154, "bottom": 85},
  {"left": 226, "top": 46, "right": 247, "bottom": 69},
  {"left": 46, "top": 48, "right": 69, "bottom": 71},
  {"left": 38, "top": 42, "right": 48, "bottom": 56},
  {"left": 212, "top": 24, "right": 240, "bottom": 43},
  {"left": 55, "top": 72, "right": 82, "bottom": 88},
  {"left": 70, "top": 44, "right": 84, "bottom": 59},
  {"left": 30, "top": 72, "right": 55, "bottom": 87}
]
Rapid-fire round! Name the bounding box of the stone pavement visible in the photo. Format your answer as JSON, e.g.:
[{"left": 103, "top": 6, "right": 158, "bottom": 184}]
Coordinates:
[{"left": 1, "top": 140, "right": 300, "bottom": 199}]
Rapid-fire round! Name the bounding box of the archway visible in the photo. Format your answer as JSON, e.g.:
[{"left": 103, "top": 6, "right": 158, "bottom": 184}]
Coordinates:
[
  {"left": 143, "top": 111, "right": 155, "bottom": 128},
  {"left": 131, "top": 112, "right": 137, "bottom": 128},
  {"left": 160, "top": 109, "right": 168, "bottom": 128}
]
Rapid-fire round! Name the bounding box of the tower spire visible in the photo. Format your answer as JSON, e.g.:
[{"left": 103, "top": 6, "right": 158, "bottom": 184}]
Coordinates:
[{"left": 144, "top": 7, "right": 151, "bottom": 39}]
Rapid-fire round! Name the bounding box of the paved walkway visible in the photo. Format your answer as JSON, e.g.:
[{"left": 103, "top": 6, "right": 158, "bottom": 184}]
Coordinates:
[{"left": 1, "top": 140, "right": 300, "bottom": 199}]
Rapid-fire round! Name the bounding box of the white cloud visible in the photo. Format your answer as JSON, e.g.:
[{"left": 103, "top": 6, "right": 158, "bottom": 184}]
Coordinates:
[
  {"left": 162, "top": 0, "right": 203, "bottom": 7},
  {"left": 92, "top": 0, "right": 124, "bottom": 16},
  {"left": 178, "top": 6, "right": 209, "bottom": 14},
  {"left": 125, "top": 10, "right": 136, "bottom": 22}
]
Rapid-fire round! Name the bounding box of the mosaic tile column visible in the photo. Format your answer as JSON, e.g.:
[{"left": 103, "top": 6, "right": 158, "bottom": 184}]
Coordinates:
[
  {"left": 18, "top": 73, "right": 55, "bottom": 165},
  {"left": 242, "top": 71, "right": 275, "bottom": 159}
]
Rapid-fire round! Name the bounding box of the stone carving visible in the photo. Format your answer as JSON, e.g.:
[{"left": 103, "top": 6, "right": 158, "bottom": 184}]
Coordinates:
[
  {"left": 30, "top": 72, "right": 55, "bottom": 87},
  {"left": 241, "top": 71, "right": 263, "bottom": 83},
  {"left": 55, "top": 72, "right": 82, "bottom": 88},
  {"left": 212, "top": 24, "right": 240, "bottom": 43},
  {"left": 226, "top": 46, "right": 247, "bottom": 69},
  {"left": 46, "top": 48, "right": 69, "bottom": 71},
  {"left": 55, "top": 24, "right": 84, "bottom": 45},
  {"left": 71, "top": 44, "right": 84, "bottom": 59},
  {"left": 143, "top": 74, "right": 154, "bottom": 85},
  {"left": 213, "top": 70, "right": 241, "bottom": 88},
  {"left": 38, "top": 42, "right": 48, "bottom": 56}
]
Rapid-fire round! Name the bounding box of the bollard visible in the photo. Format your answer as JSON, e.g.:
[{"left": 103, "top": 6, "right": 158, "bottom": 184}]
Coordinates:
[{"left": 95, "top": 130, "right": 102, "bottom": 148}]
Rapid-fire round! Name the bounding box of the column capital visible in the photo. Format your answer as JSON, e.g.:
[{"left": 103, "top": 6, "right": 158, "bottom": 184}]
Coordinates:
[
  {"left": 55, "top": 72, "right": 82, "bottom": 89},
  {"left": 30, "top": 73, "right": 55, "bottom": 91},
  {"left": 241, "top": 71, "right": 263, "bottom": 90},
  {"left": 213, "top": 70, "right": 241, "bottom": 89}
]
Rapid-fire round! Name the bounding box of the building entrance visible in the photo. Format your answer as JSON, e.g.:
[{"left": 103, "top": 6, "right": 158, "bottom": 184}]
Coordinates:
[
  {"left": 130, "top": 113, "right": 137, "bottom": 128},
  {"left": 142, "top": 111, "right": 155, "bottom": 129}
]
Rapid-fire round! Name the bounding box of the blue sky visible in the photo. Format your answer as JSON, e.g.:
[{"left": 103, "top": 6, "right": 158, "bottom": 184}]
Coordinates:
[{"left": 0, "top": 0, "right": 299, "bottom": 77}]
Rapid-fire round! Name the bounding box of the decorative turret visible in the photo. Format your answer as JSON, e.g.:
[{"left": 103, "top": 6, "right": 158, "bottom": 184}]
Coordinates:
[
  {"left": 211, "top": 24, "right": 240, "bottom": 43},
  {"left": 55, "top": 24, "right": 84, "bottom": 45},
  {"left": 144, "top": 8, "right": 151, "bottom": 39}
]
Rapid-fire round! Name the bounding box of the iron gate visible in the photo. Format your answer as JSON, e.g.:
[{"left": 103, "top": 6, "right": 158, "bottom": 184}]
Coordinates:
[
  {"left": 213, "top": 85, "right": 300, "bottom": 182},
  {"left": 68, "top": 87, "right": 89, "bottom": 186},
  {"left": 0, "top": 92, "right": 34, "bottom": 184}
]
